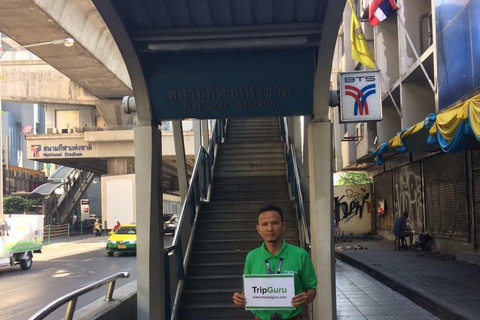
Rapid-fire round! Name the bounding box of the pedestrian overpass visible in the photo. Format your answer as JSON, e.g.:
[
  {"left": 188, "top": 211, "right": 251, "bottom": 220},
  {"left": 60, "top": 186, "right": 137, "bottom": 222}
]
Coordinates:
[{"left": 3, "top": 1, "right": 346, "bottom": 319}]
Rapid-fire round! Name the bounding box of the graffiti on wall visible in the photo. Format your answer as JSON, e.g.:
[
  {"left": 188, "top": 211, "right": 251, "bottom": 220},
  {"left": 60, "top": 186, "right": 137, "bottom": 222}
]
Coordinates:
[
  {"left": 394, "top": 165, "right": 423, "bottom": 233},
  {"left": 334, "top": 188, "right": 370, "bottom": 223},
  {"left": 334, "top": 185, "right": 372, "bottom": 235}
]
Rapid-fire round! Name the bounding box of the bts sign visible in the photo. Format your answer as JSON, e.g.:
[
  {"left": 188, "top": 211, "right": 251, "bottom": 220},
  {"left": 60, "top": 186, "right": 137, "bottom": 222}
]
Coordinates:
[{"left": 339, "top": 70, "right": 382, "bottom": 123}]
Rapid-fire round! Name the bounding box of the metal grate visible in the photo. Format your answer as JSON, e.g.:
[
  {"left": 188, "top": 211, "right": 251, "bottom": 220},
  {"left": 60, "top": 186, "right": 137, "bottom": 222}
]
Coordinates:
[
  {"left": 374, "top": 171, "right": 393, "bottom": 231},
  {"left": 471, "top": 151, "right": 480, "bottom": 248},
  {"left": 424, "top": 152, "right": 467, "bottom": 240},
  {"left": 393, "top": 162, "right": 423, "bottom": 234}
]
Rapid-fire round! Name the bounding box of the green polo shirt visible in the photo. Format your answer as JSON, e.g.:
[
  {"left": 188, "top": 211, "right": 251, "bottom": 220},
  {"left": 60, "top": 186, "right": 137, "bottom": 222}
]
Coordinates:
[{"left": 243, "top": 240, "right": 317, "bottom": 320}]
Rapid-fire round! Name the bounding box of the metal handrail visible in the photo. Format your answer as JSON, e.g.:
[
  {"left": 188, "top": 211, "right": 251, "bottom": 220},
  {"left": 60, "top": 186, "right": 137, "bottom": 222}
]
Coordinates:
[
  {"left": 29, "top": 271, "right": 130, "bottom": 320},
  {"left": 290, "top": 144, "right": 311, "bottom": 250},
  {"left": 164, "top": 119, "right": 226, "bottom": 319},
  {"left": 280, "top": 117, "right": 311, "bottom": 251}
]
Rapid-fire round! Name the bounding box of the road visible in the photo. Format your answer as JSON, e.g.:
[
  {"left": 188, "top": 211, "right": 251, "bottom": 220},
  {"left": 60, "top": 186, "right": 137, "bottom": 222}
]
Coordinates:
[{"left": 0, "top": 236, "right": 173, "bottom": 320}]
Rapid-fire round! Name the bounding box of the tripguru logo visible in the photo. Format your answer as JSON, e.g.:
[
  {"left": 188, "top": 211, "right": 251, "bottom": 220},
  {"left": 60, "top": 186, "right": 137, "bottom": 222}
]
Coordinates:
[
  {"left": 344, "top": 76, "right": 376, "bottom": 116},
  {"left": 252, "top": 286, "right": 287, "bottom": 295}
]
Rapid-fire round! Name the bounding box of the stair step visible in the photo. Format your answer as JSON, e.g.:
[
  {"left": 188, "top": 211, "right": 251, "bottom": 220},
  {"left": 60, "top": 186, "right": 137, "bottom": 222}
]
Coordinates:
[
  {"left": 211, "top": 185, "right": 288, "bottom": 192},
  {"left": 177, "top": 302, "right": 252, "bottom": 319},
  {"left": 195, "top": 228, "right": 298, "bottom": 240},
  {"left": 217, "top": 153, "right": 284, "bottom": 160},
  {"left": 198, "top": 210, "right": 296, "bottom": 221},
  {"left": 190, "top": 250, "right": 250, "bottom": 263},
  {"left": 213, "top": 176, "right": 287, "bottom": 185},
  {"left": 184, "top": 275, "right": 243, "bottom": 289},
  {"left": 182, "top": 288, "right": 243, "bottom": 304},
  {"left": 201, "top": 201, "right": 295, "bottom": 211},
  {"left": 219, "top": 146, "right": 284, "bottom": 153},
  {"left": 193, "top": 238, "right": 300, "bottom": 251},
  {"left": 215, "top": 158, "right": 285, "bottom": 165},
  {"left": 221, "top": 141, "right": 284, "bottom": 148},
  {"left": 215, "top": 163, "right": 285, "bottom": 171},
  {"left": 210, "top": 192, "right": 290, "bottom": 200},
  {"left": 215, "top": 170, "right": 286, "bottom": 177},
  {"left": 196, "top": 218, "right": 296, "bottom": 230},
  {"left": 188, "top": 261, "right": 244, "bottom": 276}
]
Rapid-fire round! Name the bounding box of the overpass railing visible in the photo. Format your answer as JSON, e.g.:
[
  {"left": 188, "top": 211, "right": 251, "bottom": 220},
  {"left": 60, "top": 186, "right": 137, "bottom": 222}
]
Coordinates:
[
  {"left": 29, "top": 272, "right": 130, "bottom": 320},
  {"left": 280, "top": 118, "right": 311, "bottom": 252},
  {"left": 164, "top": 119, "right": 226, "bottom": 319}
]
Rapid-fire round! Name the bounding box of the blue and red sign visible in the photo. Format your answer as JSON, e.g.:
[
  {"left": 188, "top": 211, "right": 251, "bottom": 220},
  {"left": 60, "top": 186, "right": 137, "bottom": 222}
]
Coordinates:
[{"left": 339, "top": 70, "right": 382, "bottom": 122}]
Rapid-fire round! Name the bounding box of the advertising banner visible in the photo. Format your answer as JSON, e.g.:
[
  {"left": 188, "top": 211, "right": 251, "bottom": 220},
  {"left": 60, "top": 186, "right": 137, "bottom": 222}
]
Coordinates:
[{"left": 243, "top": 274, "right": 295, "bottom": 311}]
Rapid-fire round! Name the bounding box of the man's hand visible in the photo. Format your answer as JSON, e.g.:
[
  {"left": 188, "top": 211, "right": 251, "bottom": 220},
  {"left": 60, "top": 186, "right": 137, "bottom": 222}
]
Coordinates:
[
  {"left": 232, "top": 292, "right": 246, "bottom": 307},
  {"left": 291, "top": 289, "right": 316, "bottom": 308}
]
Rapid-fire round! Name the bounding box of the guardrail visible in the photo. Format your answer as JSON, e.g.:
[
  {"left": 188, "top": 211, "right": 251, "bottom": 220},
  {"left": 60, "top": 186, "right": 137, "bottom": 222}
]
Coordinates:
[
  {"left": 280, "top": 117, "right": 311, "bottom": 251},
  {"left": 164, "top": 119, "right": 226, "bottom": 319},
  {"left": 29, "top": 272, "right": 130, "bottom": 320}
]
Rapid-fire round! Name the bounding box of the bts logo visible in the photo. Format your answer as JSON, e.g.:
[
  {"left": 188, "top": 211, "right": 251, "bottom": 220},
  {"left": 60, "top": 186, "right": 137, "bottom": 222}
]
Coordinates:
[
  {"left": 344, "top": 83, "right": 376, "bottom": 116},
  {"left": 31, "top": 145, "right": 41, "bottom": 157},
  {"left": 340, "top": 71, "right": 382, "bottom": 123}
]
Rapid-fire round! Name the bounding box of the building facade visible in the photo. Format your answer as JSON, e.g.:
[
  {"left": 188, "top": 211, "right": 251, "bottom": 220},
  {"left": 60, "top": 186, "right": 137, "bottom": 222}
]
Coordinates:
[{"left": 333, "top": 0, "right": 480, "bottom": 257}]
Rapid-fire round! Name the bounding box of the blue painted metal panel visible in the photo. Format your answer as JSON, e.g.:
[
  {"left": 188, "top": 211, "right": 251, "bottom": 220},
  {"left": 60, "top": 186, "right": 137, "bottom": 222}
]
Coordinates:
[
  {"left": 147, "top": 50, "right": 314, "bottom": 120},
  {"left": 436, "top": 0, "right": 479, "bottom": 109},
  {"left": 472, "top": 0, "right": 480, "bottom": 89}
]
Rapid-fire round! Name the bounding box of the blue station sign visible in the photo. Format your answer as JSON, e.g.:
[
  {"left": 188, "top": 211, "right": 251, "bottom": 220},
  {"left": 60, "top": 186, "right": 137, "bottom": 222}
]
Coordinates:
[{"left": 146, "top": 50, "right": 314, "bottom": 121}]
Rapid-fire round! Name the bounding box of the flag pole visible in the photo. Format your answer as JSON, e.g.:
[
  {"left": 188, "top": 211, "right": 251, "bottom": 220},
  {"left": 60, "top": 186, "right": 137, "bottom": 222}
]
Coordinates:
[{"left": 396, "top": 7, "right": 436, "bottom": 93}]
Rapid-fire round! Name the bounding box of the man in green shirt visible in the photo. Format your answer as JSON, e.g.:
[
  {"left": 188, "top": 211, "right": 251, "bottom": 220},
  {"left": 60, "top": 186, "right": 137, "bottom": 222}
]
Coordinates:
[{"left": 233, "top": 204, "right": 317, "bottom": 320}]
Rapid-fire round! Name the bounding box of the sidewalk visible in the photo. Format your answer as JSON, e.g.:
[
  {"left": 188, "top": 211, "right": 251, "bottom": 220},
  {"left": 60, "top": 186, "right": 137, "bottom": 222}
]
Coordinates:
[
  {"left": 336, "top": 260, "right": 438, "bottom": 320},
  {"left": 336, "top": 240, "right": 480, "bottom": 320}
]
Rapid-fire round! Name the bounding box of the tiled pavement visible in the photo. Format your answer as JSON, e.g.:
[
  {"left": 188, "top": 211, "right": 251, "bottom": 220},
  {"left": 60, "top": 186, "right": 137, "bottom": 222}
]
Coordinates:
[
  {"left": 336, "top": 240, "right": 480, "bottom": 320},
  {"left": 336, "top": 261, "right": 439, "bottom": 320}
]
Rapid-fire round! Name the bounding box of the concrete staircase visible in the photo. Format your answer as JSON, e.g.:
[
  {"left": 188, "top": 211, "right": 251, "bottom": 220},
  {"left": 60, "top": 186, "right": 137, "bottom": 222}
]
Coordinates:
[{"left": 177, "top": 117, "right": 299, "bottom": 319}]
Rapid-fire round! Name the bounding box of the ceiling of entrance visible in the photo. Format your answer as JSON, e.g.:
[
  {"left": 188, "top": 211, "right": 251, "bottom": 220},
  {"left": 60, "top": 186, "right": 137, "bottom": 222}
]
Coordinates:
[{"left": 111, "top": 0, "right": 329, "bottom": 54}]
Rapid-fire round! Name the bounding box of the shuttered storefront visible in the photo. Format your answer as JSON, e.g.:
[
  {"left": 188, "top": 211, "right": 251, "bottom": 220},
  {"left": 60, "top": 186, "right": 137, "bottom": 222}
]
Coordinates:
[
  {"left": 472, "top": 151, "right": 480, "bottom": 249},
  {"left": 374, "top": 171, "right": 393, "bottom": 231},
  {"left": 424, "top": 152, "right": 468, "bottom": 240},
  {"left": 393, "top": 162, "right": 423, "bottom": 234}
]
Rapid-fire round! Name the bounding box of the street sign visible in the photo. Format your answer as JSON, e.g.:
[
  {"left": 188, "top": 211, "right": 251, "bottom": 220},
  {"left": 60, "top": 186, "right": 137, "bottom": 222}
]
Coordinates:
[{"left": 339, "top": 70, "right": 382, "bottom": 122}]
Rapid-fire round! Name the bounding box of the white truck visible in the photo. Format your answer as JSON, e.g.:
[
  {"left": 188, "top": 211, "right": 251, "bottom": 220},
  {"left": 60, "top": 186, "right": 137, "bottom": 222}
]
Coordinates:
[
  {"left": 0, "top": 213, "right": 44, "bottom": 270},
  {"left": 101, "top": 174, "right": 136, "bottom": 230}
]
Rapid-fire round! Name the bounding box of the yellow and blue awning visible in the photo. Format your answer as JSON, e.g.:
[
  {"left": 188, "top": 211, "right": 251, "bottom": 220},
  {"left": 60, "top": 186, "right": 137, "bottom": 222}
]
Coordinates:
[{"left": 372, "top": 93, "right": 480, "bottom": 165}]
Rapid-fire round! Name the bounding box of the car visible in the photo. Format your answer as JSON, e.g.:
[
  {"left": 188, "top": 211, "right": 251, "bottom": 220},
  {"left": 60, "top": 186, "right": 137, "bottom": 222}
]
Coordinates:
[
  {"left": 164, "top": 215, "right": 178, "bottom": 236},
  {"left": 106, "top": 224, "right": 137, "bottom": 257}
]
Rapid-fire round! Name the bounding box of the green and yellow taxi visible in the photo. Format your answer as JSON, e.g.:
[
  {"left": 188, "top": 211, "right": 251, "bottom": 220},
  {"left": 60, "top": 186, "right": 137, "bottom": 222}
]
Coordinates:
[{"left": 106, "top": 224, "right": 137, "bottom": 256}]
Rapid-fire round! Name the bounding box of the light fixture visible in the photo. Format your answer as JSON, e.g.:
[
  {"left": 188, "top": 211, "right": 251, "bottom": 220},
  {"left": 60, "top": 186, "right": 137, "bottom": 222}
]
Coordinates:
[{"left": 147, "top": 36, "right": 309, "bottom": 52}]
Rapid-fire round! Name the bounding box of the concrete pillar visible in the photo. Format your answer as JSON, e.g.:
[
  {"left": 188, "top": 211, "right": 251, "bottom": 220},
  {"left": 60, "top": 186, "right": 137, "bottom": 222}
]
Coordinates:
[
  {"left": 107, "top": 158, "right": 135, "bottom": 174},
  {"left": 201, "top": 120, "right": 209, "bottom": 149},
  {"left": 172, "top": 120, "right": 188, "bottom": 203},
  {"left": 308, "top": 120, "right": 335, "bottom": 320},
  {"left": 134, "top": 125, "right": 164, "bottom": 320},
  {"left": 193, "top": 120, "right": 201, "bottom": 159}
]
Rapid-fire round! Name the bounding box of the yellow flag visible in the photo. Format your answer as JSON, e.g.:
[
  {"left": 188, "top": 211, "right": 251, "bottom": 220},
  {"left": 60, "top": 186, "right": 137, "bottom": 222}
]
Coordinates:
[{"left": 348, "top": 0, "right": 376, "bottom": 69}]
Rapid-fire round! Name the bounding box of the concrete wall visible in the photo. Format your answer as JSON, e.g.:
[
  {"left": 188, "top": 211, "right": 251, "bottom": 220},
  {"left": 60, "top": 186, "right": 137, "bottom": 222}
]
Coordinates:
[
  {"left": 73, "top": 280, "right": 137, "bottom": 320},
  {"left": 334, "top": 184, "right": 372, "bottom": 236}
]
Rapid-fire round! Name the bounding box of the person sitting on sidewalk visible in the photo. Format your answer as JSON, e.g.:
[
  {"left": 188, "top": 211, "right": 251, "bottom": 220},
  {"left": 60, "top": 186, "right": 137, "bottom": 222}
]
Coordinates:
[{"left": 394, "top": 212, "right": 413, "bottom": 248}]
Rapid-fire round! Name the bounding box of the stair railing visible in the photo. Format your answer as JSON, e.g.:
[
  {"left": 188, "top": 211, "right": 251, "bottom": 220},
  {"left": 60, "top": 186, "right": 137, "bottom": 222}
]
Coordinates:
[
  {"left": 280, "top": 118, "right": 311, "bottom": 251},
  {"left": 164, "top": 119, "right": 226, "bottom": 320}
]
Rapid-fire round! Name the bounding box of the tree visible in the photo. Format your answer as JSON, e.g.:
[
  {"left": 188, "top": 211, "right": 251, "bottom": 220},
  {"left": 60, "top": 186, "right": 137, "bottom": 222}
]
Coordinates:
[
  {"left": 336, "top": 171, "right": 372, "bottom": 186},
  {"left": 3, "top": 195, "right": 36, "bottom": 214}
]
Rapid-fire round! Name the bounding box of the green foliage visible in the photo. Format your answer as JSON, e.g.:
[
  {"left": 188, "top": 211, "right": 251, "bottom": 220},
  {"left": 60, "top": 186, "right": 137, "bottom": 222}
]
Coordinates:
[
  {"left": 336, "top": 171, "right": 372, "bottom": 186},
  {"left": 3, "top": 195, "right": 36, "bottom": 214}
]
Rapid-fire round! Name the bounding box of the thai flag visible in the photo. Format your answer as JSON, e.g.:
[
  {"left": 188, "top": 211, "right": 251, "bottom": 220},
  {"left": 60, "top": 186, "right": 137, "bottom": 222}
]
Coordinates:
[{"left": 369, "top": 0, "right": 398, "bottom": 26}]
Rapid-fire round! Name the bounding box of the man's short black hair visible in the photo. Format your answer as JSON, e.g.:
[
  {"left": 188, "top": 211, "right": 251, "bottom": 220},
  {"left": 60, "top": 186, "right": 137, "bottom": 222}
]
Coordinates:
[{"left": 258, "top": 204, "right": 284, "bottom": 222}]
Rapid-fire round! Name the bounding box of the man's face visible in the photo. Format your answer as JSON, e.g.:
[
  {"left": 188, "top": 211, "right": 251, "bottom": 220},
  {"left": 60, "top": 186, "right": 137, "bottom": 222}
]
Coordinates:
[{"left": 256, "top": 210, "right": 286, "bottom": 243}]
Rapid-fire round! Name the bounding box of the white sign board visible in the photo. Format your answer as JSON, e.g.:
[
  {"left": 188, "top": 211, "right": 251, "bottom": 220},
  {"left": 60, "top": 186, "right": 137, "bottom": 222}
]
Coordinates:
[
  {"left": 243, "top": 274, "right": 295, "bottom": 311},
  {"left": 339, "top": 70, "right": 382, "bottom": 122}
]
